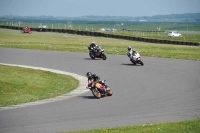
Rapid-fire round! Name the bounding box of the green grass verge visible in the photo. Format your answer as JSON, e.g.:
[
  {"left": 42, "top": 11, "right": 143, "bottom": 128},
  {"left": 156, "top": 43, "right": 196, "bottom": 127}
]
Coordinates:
[
  {"left": 0, "top": 29, "right": 200, "bottom": 61},
  {"left": 0, "top": 64, "right": 79, "bottom": 107},
  {"left": 61, "top": 119, "right": 200, "bottom": 133},
  {"left": 0, "top": 29, "right": 200, "bottom": 132},
  {"left": 115, "top": 30, "right": 200, "bottom": 42}
]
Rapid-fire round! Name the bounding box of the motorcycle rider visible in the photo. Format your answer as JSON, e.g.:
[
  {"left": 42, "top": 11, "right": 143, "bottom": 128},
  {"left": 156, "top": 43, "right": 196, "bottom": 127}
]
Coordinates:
[
  {"left": 86, "top": 72, "right": 106, "bottom": 94},
  {"left": 86, "top": 72, "right": 100, "bottom": 88},
  {"left": 126, "top": 46, "right": 136, "bottom": 61},
  {"left": 24, "top": 27, "right": 28, "bottom": 31},
  {"left": 89, "top": 42, "right": 98, "bottom": 53}
]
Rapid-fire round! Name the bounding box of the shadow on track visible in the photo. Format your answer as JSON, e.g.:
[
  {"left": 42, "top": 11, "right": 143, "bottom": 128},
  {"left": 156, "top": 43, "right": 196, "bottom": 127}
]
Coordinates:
[
  {"left": 84, "top": 58, "right": 103, "bottom": 61},
  {"left": 78, "top": 95, "right": 109, "bottom": 99},
  {"left": 121, "top": 63, "right": 141, "bottom": 66},
  {"left": 78, "top": 95, "right": 97, "bottom": 99}
]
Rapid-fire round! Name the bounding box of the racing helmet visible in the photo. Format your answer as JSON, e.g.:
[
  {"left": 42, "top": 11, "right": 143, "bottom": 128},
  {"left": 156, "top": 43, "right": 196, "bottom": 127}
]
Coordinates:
[
  {"left": 128, "top": 46, "right": 131, "bottom": 51},
  {"left": 91, "top": 42, "right": 97, "bottom": 47},
  {"left": 86, "top": 72, "right": 92, "bottom": 78}
]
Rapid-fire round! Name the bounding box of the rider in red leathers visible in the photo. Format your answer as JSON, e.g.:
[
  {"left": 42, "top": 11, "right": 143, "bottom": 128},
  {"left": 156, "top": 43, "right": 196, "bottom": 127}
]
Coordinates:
[{"left": 86, "top": 72, "right": 106, "bottom": 94}]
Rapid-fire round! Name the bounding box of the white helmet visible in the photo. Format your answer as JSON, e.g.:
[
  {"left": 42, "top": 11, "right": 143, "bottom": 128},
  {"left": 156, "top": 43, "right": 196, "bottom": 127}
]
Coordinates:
[{"left": 128, "top": 46, "right": 131, "bottom": 51}]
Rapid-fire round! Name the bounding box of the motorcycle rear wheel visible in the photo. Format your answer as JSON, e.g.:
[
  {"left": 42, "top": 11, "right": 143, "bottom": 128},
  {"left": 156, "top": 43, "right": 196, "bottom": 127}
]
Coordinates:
[
  {"left": 131, "top": 60, "right": 136, "bottom": 65},
  {"left": 89, "top": 52, "right": 95, "bottom": 59},
  {"left": 92, "top": 88, "right": 101, "bottom": 99}
]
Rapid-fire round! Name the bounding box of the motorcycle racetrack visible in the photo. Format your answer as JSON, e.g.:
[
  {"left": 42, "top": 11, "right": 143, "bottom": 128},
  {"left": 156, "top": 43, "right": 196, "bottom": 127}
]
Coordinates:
[{"left": 0, "top": 47, "right": 200, "bottom": 133}]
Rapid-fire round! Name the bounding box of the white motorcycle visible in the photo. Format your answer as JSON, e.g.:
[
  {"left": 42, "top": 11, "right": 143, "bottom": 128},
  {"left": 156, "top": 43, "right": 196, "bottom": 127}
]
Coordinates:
[{"left": 127, "top": 51, "right": 144, "bottom": 66}]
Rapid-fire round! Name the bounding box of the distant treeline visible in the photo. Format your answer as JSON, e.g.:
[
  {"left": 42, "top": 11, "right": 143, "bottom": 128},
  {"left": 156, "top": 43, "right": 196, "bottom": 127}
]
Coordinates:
[{"left": 0, "top": 13, "right": 200, "bottom": 23}]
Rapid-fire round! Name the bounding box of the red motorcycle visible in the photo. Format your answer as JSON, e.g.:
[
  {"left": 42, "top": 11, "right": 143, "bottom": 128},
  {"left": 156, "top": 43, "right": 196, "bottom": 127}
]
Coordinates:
[
  {"left": 87, "top": 80, "right": 113, "bottom": 99},
  {"left": 21, "top": 27, "right": 32, "bottom": 34}
]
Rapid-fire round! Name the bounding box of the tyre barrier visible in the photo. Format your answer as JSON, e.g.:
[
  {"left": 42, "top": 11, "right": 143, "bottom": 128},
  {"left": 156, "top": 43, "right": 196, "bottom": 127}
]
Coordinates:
[
  {"left": 152, "top": 39, "right": 156, "bottom": 43},
  {"left": 36, "top": 28, "right": 48, "bottom": 32},
  {"left": 52, "top": 29, "right": 57, "bottom": 32},
  {"left": 173, "top": 41, "right": 178, "bottom": 45},
  {"left": 177, "top": 41, "right": 182, "bottom": 45},
  {"left": 0, "top": 25, "right": 199, "bottom": 46},
  {"left": 186, "top": 42, "right": 191, "bottom": 46},
  {"left": 82, "top": 31, "right": 86, "bottom": 35},
  {"left": 44, "top": 28, "right": 49, "bottom": 32},
  {"left": 93, "top": 32, "right": 99, "bottom": 36},
  {"left": 125, "top": 36, "right": 130, "bottom": 40},
  {"left": 131, "top": 36, "right": 137, "bottom": 41},
  {"left": 76, "top": 30, "right": 81, "bottom": 35},
  {"left": 67, "top": 30, "right": 71, "bottom": 34},
  {"left": 195, "top": 42, "right": 200, "bottom": 46},
  {"left": 89, "top": 31, "right": 94, "bottom": 36},
  {"left": 12, "top": 26, "right": 16, "bottom": 29},
  {"left": 181, "top": 41, "right": 186, "bottom": 45},
  {"left": 129, "top": 36, "right": 134, "bottom": 41},
  {"left": 48, "top": 29, "right": 53, "bottom": 32},
  {"left": 112, "top": 34, "right": 117, "bottom": 38},
  {"left": 142, "top": 38, "right": 146, "bottom": 42},
  {"left": 30, "top": 28, "right": 36, "bottom": 31},
  {"left": 85, "top": 31, "right": 90, "bottom": 36},
  {"left": 156, "top": 39, "right": 161, "bottom": 43},
  {"left": 102, "top": 33, "right": 108, "bottom": 37},
  {"left": 62, "top": 29, "right": 66, "bottom": 33},
  {"left": 71, "top": 30, "right": 76, "bottom": 34},
  {"left": 57, "top": 29, "right": 62, "bottom": 33},
  {"left": 160, "top": 40, "right": 164, "bottom": 44},
  {"left": 167, "top": 40, "right": 172, "bottom": 44},
  {"left": 98, "top": 32, "right": 102, "bottom": 37},
  {"left": 106, "top": 33, "right": 111, "bottom": 38},
  {"left": 164, "top": 40, "right": 168, "bottom": 44},
  {"left": 36, "top": 28, "right": 41, "bottom": 32},
  {"left": 143, "top": 38, "right": 148, "bottom": 42},
  {"left": 138, "top": 37, "right": 142, "bottom": 42}
]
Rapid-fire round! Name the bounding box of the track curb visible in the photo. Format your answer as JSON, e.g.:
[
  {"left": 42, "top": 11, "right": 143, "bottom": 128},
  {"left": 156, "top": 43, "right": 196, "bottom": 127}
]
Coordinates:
[{"left": 0, "top": 63, "right": 89, "bottom": 110}]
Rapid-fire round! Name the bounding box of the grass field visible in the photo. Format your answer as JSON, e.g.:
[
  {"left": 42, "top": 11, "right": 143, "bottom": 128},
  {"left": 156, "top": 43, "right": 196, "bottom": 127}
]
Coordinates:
[
  {"left": 6, "top": 21, "right": 200, "bottom": 31},
  {"left": 2, "top": 21, "right": 200, "bottom": 42},
  {"left": 0, "top": 64, "right": 78, "bottom": 107},
  {"left": 64, "top": 119, "right": 200, "bottom": 133},
  {"left": 115, "top": 30, "right": 200, "bottom": 42},
  {"left": 0, "top": 29, "right": 200, "bottom": 61},
  {"left": 0, "top": 29, "right": 200, "bottom": 133}
]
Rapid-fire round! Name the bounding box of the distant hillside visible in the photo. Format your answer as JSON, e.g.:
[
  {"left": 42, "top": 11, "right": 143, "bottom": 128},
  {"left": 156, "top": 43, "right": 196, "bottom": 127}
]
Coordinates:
[
  {"left": 71, "top": 13, "right": 200, "bottom": 22},
  {"left": 0, "top": 13, "right": 200, "bottom": 23},
  {"left": 133, "top": 13, "right": 200, "bottom": 22}
]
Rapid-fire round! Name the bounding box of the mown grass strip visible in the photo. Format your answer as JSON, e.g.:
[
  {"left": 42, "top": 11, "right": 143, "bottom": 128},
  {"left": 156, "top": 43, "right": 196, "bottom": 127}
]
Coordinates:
[
  {"left": 63, "top": 119, "right": 200, "bottom": 133},
  {"left": 0, "top": 30, "right": 200, "bottom": 61},
  {"left": 0, "top": 64, "right": 79, "bottom": 107}
]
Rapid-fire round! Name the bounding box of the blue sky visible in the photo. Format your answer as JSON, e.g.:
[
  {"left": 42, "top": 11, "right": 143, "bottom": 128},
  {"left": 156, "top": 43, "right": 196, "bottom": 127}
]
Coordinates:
[{"left": 0, "top": 0, "right": 200, "bottom": 17}]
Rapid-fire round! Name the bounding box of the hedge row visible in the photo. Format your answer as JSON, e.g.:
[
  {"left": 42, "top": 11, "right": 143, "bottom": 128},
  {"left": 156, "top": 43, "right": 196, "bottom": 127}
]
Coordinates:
[{"left": 1, "top": 25, "right": 199, "bottom": 46}]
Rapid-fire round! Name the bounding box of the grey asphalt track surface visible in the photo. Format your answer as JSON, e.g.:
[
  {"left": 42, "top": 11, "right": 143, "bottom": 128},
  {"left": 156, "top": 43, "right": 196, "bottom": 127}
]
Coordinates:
[{"left": 0, "top": 48, "right": 200, "bottom": 133}]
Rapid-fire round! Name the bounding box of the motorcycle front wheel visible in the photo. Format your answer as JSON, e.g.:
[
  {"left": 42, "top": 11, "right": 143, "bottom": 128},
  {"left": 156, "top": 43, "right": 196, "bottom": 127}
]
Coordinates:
[
  {"left": 101, "top": 53, "right": 107, "bottom": 60},
  {"left": 106, "top": 86, "right": 113, "bottom": 96},
  {"left": 140, "top": 61, "right": 144, "bottom": 66},
  {"left": 92, "top": 88, "right": 101, "bottom": 99}
]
